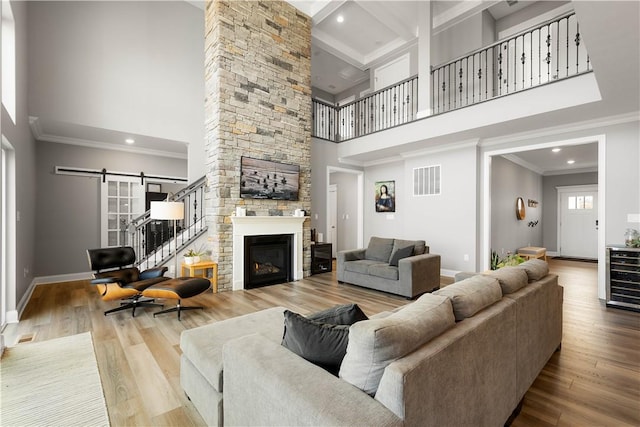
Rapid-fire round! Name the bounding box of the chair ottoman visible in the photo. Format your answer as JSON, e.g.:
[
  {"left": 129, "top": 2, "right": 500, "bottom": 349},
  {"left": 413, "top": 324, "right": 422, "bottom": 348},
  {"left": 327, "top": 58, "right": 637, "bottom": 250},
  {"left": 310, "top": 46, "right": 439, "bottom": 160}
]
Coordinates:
[{"left": 143, "top": 277, "right": 211, "bottom": 320}]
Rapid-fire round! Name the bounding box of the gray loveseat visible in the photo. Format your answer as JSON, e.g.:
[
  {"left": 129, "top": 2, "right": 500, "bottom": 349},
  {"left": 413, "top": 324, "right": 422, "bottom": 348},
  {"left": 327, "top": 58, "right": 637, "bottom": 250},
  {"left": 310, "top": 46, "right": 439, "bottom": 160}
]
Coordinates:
[
  {"left": 180, "top": 259, "right": 562, "bottom": 426},
  {"left": 337, "top": 237, "right": 441, "bottom": 298}
]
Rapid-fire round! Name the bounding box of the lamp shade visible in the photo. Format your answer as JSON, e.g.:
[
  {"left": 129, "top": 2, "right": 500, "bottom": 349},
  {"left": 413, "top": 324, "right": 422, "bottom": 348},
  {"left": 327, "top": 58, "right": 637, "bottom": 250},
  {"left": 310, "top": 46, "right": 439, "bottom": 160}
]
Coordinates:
[{"left": 150, "top": 201, "right": 184, "bottom": 220}]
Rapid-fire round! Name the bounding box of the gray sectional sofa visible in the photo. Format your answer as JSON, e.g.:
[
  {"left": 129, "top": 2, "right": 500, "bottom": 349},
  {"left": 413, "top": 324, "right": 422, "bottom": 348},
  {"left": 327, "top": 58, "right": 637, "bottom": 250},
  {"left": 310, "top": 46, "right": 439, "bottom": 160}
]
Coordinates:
[
  {"left": 337, "top": 237, "right": 441, "bottom": 298},
  {"left": 180, "top": 259, "right": 562, "bottom": 426}
]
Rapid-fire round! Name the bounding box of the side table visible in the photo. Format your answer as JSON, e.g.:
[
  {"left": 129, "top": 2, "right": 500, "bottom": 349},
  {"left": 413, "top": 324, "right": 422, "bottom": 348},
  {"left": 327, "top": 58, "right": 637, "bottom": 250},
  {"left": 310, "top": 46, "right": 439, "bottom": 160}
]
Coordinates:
[{"left": 181, "top": 260, "right": 218, "bottom": 293}]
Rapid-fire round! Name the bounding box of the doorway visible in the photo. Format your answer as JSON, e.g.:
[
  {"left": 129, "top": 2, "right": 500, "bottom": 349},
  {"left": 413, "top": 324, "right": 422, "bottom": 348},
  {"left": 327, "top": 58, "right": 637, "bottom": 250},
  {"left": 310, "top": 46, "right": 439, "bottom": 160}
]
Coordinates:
[
  {"left": 558, "top": 185, "right": 598, "bottom": 258},
  {"left": 326, "top": 167, "right": 364, "bottom": 257},
  {"left": 1, "top": 136, "right": 16, "bottom": 327},
  {"left": 482, "top": 134, "right": 605, "bottom": 299}
]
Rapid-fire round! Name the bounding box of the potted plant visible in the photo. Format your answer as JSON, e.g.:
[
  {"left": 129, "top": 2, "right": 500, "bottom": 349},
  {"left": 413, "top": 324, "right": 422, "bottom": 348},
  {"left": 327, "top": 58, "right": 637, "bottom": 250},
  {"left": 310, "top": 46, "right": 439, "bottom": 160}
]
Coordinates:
[{"left": 184, "top": 245, "right": 205, "bottom": 265}]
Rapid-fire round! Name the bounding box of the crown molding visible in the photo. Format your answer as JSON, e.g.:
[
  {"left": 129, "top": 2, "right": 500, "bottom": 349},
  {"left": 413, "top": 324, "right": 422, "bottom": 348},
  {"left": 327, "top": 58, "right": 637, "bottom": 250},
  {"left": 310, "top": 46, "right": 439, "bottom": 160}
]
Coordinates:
[
  {"left": 29, "top": 117, "right": 188, "bottom": 160},
  {"left": 502, "top": 153, "right": 545, "bottom": 175}
]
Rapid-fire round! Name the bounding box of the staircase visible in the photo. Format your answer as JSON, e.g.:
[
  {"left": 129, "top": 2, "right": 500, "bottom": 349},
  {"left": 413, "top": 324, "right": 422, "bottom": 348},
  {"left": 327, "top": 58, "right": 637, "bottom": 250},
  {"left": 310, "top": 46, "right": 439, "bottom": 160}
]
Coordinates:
[{"left": 127, "top": 176, "right": 208, "bottom": 271}]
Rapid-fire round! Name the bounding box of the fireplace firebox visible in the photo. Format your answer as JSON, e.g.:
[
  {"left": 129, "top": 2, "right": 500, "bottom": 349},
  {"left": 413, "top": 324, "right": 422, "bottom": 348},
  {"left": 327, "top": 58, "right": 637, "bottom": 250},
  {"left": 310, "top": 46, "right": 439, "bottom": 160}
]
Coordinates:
[{"left": 244, "top": 234, "right": 293, "bottom": 289}]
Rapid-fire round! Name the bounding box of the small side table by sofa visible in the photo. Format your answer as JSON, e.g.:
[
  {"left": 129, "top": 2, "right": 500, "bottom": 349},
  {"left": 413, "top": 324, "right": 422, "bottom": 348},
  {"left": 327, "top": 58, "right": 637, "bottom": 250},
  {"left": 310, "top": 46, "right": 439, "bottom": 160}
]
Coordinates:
[
  {"left": 181, "top": 260, "right": 218, "bottom": 293},
  {"left": 517, "top": 246, "right": 547, "bottom": 261}
]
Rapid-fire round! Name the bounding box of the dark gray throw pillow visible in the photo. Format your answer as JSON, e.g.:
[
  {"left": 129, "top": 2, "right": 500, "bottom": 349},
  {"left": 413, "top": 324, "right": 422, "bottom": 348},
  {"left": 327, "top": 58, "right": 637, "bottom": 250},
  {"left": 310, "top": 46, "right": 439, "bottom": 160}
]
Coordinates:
[
  {"left": 307, "top": 303, "right": 368, "bottom": 325},
  {"left": 282, "top": 310, "right": 350, "bottom": 375},
  {"left": 389, "top": 245, "right": 414, "bottom": 266}
]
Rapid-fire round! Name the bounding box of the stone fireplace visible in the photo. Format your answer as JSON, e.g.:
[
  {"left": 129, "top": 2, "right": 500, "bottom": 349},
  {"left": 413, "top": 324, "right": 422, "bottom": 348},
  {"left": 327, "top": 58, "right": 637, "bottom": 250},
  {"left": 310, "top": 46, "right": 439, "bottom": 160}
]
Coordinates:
[{"left": 204, "top": 0, "right": 312, "bottom": 292}]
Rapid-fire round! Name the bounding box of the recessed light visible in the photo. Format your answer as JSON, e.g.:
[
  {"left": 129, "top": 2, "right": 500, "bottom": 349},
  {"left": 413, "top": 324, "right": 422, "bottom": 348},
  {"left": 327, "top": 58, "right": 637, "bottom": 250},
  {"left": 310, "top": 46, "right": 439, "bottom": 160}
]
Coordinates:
[
  {"left": 567, "top": 159, "right": 575, "bottom": 164},
  {"left": 552, "top": 148, "right": 561, "bottom": 153},
  {"left": 125, "top": 138, "right": 135, "bottom": 144},
  {"left": 336, "top": 15, "right": 344, "bottom": 23}
]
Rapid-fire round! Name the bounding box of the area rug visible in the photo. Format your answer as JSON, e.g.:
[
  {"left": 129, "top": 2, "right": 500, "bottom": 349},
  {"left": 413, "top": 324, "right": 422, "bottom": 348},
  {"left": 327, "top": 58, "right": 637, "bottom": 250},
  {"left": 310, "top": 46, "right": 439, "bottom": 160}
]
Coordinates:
[{"left": 1, "top": 332, "right": 110, "bottom": 426}]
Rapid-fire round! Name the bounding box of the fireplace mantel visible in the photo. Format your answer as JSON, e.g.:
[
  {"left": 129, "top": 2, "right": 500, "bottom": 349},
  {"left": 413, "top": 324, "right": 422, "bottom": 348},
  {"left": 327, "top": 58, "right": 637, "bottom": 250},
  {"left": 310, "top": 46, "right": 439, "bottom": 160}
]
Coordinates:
[{"left": 231, "top": 216, "right": 307, "bottom": 290}]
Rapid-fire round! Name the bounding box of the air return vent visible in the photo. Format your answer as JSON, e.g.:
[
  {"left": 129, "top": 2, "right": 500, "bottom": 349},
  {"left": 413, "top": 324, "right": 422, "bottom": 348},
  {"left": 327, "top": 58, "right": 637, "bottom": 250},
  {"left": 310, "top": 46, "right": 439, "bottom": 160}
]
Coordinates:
[{"left": 413, "top": 165, "right": 441, "bottom": 196}]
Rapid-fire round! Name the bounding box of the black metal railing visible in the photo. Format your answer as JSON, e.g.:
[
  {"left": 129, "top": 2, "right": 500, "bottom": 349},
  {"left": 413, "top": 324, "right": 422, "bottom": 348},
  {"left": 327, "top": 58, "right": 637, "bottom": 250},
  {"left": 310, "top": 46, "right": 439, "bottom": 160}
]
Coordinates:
[
  {"left": 127, "top": 176, "right": 207, "bottom": 269},
  {"left": 312, "top": 76, "right": 418, "bottom": 142},
  {"left": 311, "top": 11, "right": 591, "bottom": 141},
  {"left": 431, "top": 11, "right": 590, "bottom": 113}
]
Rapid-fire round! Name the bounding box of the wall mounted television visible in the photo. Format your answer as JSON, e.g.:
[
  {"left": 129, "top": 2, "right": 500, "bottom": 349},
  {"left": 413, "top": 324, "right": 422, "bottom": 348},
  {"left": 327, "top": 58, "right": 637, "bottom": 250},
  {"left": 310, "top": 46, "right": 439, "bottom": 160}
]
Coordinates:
[{"left": 240, "top": 157, "right": 300, "bottom": 201}]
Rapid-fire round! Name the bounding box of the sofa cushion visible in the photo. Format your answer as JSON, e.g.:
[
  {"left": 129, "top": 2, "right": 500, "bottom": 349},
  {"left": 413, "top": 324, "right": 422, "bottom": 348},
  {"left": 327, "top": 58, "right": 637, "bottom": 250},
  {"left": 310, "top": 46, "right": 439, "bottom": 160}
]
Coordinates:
[
  {"left": 307, "top": 303, "right": 369, "bottom": 325},
  {"left": 434, "top": 275, "right": 502, "bottom": 321},
  {"left": 368, "top": 263, "right": 399, "bottom": 281},
  {"left": 516, "top": 259, "right": 549, "bottom": 282},
  {"left": 344, "top": 259, "right": 385, "bottom": 275},
  {"left": 365, "top": 237, "right": 395, "bottom": 262},
  {"left": 180, "top": 306, "right": 286, "bottom": 393},
  {"left": 339, "top": 293, "right": 455, "bottom": 395},
  {"left": 482, "top": 267, "right": 528, "bottom": 294},
  {"left": 282, "top": 310, "right": 350, "bottom": 375},
  {"left": 393, "top": 239, "right": 426, "bottom": 256},
  {"left": 389, "top": 244, "right": 414, "bottom": 266}
]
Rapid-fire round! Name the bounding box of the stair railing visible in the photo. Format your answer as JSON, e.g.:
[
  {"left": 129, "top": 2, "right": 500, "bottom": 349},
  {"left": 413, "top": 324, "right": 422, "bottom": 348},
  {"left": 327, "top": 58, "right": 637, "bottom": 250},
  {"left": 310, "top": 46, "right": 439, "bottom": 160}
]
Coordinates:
[{"left": 127, "top": 176, "right": 207, "bottom": 269}]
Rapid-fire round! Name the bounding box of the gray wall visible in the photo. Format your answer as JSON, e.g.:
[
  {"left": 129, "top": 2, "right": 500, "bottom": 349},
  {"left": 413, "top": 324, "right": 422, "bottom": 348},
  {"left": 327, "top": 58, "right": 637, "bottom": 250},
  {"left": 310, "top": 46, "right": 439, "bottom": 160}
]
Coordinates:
[
  {"left": 432, "top": 12, "right": 493, "bottom": 66},
  {"left": 35, "top": 142, "right": 187, "bottom": 276},
  {"left": 490, "top": 156, "right": 543, "bottom": 258},
  {"left": 542, "top": 172, "right": 598, "bottom": 251},
  {"left": 1, "top": 0, "right": 37, "bottom": 310},
  {"left": 27, "top": 1, "right": 205, "bottom": 180},
  {"left": 329, "top": 172, "right": 359, "bottom": 252}
]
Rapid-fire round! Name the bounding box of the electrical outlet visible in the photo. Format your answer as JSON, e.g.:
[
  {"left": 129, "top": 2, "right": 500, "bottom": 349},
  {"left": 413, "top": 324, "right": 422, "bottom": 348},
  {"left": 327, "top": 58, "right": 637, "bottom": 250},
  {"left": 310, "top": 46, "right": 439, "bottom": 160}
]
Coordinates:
[
  {"left": 23, "top": 267, "right": 29, "bottom": 278},
  {"left": 464, "top": 254, "right": 469, "bottom": 261}
]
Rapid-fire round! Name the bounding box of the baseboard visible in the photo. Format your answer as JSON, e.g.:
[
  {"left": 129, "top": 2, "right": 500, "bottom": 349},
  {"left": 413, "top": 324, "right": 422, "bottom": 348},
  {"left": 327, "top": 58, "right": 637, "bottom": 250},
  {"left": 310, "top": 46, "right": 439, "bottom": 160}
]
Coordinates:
[{"left": 14, "top": 272, "right": 92, "bottom": 322}]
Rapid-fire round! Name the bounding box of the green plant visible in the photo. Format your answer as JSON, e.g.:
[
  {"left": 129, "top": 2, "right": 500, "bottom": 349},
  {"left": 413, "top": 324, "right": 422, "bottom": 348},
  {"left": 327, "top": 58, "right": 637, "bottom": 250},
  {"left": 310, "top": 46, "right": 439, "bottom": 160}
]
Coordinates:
[
  {"left": 184, "top": 244, "right": 206, "bottom": 257},
  {"left": 490, "top": 250, "right": 526, "bottom": 270}
]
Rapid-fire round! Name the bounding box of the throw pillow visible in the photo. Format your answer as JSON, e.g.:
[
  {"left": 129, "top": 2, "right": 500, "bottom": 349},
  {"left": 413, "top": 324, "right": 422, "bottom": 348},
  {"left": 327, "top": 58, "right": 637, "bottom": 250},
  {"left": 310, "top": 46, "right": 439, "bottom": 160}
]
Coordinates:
[
  {"left": 281, "top": 310, "right": 350, "bottom": 375},
  {"left": 388, "top": 245, "right": 414, "bottom": 267},
  {"left": 364, "top": 237, "right": 395, "bottom": 262},
  {"left": 339, "top": 294, "right": 455, "bottom": 395},
  {"left": 307, "top": 303, "right": 369, "bottom": 325}
]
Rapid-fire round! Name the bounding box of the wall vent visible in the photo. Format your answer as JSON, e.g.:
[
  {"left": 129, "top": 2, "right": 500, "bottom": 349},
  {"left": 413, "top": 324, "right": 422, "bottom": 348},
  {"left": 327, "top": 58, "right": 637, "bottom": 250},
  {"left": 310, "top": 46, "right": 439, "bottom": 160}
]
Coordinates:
[{"left": 413, "top": 165, "right": 441, "bottom": 196}]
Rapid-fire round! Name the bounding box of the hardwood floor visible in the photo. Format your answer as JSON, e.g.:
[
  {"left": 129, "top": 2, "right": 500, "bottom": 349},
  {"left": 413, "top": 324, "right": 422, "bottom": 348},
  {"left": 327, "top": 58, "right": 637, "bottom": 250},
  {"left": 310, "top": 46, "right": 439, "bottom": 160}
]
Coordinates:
[{"left": 3, "top": 259, "right": 639, "bottom": 426}]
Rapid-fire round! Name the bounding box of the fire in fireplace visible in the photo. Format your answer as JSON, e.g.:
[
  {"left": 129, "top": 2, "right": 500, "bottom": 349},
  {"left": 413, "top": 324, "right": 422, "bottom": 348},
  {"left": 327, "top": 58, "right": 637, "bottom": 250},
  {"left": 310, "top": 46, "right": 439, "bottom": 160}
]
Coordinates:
[{"left": 244, "top": 234, "right": 293, "bottom": 289}]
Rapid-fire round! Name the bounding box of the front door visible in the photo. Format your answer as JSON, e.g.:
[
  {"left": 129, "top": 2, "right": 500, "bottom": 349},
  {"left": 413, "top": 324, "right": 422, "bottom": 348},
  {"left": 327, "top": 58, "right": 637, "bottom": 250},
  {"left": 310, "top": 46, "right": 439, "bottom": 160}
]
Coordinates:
[{"left": 558, "top": 185, "right": 598, "bottom": 258}]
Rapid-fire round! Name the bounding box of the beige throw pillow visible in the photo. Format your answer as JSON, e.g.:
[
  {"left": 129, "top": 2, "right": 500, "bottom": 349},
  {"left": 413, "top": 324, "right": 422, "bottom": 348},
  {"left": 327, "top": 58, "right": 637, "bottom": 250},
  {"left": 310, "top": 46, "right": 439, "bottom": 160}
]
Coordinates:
[
  {"left": 482, "top": 267, "right": 528, "bottom": 294},
  {"left": 434, "top": 275, "right": 502, "bottom": 321}
]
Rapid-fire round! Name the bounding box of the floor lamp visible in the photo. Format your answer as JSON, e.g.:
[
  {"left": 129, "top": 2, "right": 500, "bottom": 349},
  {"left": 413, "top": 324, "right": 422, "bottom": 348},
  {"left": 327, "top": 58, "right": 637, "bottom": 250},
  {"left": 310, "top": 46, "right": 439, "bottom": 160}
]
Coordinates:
[{"left": 150, "top": 201, "right": 185, "bottom": 278}]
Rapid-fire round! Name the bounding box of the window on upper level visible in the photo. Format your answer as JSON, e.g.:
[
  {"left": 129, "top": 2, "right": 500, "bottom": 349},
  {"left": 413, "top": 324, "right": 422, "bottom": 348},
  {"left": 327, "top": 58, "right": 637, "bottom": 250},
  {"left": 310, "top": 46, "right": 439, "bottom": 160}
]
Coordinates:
[{"left": 2, "top": 0, "right": 17, "bottom": 124}]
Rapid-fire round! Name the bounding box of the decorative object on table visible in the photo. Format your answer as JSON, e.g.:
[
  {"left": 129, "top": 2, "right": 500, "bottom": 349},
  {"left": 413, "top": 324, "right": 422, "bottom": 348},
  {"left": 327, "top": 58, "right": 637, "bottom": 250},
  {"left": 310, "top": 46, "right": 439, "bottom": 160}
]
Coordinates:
[
  {"left": 150, "top": 200, "right": 184, "bottom": 278},
  {"left": 624, "top": 228, "right": 640, "bottom": 247},
  {"left": 184, "top": 244, "right": 206, "bottom": 265},
  {"left": 240, "top": 156, "right": 299, "bottom": 201},
  {"left": 516, "top": 197, "right": 526, "bottom": 220},
  {"left": 490, "top": 250, "right": 526, "bottom": 270},
  {"left": 375, "top": 180, "right": 395, "bottom": 212}
]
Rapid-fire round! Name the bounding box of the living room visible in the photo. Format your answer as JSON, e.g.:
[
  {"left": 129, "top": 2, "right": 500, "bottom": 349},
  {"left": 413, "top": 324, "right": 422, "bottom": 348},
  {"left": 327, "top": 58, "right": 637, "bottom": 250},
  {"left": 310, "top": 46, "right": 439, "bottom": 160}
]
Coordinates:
[{"left": 1, "top": 0, "right": 639, "bottom": 425}]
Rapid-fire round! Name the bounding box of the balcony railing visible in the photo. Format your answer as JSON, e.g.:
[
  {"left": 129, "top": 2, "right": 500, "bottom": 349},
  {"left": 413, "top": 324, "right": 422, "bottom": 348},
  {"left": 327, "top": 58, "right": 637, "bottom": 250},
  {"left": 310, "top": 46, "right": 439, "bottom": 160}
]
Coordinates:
[{"left": 312, "top": 11, "right": 591, "bottom": 142}]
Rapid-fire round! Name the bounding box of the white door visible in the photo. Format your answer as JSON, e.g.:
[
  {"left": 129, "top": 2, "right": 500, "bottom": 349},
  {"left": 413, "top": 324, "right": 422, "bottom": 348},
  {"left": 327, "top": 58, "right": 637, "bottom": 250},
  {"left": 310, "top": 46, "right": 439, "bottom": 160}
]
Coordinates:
[
  {"left": 101, "top": 178, "right": 145, "bottom": 247},
  {"left": 328, "top": 184, "right": 338, "bottom": 258},
  {"left": 558, "top": 185, "right": 598, "bottom": 258}
]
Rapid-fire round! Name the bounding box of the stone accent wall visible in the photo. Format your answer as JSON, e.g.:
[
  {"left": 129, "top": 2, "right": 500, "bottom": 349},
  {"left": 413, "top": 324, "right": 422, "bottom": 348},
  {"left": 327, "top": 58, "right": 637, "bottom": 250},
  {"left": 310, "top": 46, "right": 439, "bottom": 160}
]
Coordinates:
[{"left": 204, "top": 0, "right": 312, "bottom": 291}]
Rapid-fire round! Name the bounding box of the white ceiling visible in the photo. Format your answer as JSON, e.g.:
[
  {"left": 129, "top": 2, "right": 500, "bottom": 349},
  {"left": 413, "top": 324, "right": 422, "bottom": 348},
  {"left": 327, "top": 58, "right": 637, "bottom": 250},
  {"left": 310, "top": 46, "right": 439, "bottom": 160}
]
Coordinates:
[{"left": 32, "top": 0, "right": 639, "bottom": 176}]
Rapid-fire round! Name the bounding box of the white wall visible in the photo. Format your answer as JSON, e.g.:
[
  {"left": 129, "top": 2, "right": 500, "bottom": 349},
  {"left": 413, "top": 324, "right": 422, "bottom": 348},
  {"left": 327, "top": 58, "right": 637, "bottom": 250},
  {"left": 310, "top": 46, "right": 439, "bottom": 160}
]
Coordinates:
[
  {"left": 363, "top": 144, "right": 478, "bottom": 273},
  {"left": 27, "top": 1, "right": 205, "bottom": 180}
]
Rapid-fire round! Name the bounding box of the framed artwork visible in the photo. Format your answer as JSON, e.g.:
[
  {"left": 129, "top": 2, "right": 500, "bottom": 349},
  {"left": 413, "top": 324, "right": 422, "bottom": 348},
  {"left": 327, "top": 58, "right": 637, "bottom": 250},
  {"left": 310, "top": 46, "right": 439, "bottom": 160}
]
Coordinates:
[
  {"left": 147, "top": 183, "right": 162, "bottom": 193},
  {"left": 375, "top": 180, "right": 395, "bottom": 212},
  {"left": 240, "top": 157, "right": 300, "bottom": 201}
]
